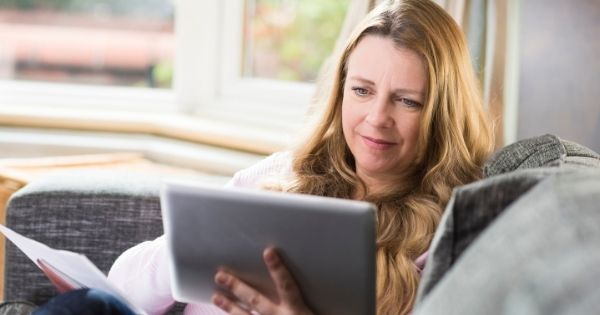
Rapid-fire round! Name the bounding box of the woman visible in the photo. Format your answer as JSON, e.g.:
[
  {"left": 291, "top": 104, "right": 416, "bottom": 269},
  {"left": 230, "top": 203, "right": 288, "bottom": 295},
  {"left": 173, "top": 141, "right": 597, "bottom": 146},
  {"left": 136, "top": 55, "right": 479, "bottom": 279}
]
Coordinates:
[{"left": 107, "top": 0, "right": 493, "bottom": 314}]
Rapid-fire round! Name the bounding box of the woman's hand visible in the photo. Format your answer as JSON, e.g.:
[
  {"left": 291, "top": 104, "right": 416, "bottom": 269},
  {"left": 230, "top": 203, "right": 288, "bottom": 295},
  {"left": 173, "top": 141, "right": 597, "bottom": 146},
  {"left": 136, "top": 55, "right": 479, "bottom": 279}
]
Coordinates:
[{"left": 212, "top": 247, "right": 315, "bottom": 315}]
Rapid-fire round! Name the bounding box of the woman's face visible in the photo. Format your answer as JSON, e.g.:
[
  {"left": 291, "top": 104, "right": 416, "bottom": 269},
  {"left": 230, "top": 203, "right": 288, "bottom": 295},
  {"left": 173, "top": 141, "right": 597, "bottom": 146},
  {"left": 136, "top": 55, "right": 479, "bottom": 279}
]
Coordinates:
[{"left": 342, "top": 35, "right": 426, "bottom": 187}]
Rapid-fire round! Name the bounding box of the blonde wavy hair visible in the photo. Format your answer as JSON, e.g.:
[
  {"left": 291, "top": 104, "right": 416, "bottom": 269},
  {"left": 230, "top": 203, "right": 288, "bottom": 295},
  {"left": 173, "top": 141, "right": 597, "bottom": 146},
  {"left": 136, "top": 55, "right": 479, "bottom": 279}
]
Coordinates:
[{"left": 279, "top": 0, "right": 493, "bottom": 314}]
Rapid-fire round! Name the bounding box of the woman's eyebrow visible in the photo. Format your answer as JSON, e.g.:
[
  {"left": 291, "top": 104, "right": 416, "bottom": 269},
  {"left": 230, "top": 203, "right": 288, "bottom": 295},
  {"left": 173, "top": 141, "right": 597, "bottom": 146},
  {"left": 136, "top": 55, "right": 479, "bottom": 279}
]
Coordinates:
[
  {"left": 391, "top": 89, "right": 425, "bottom": 98},
  {"left": 347, "top": 76, "right": 375, "bottom": 85},
  {"left": 349, "top": 76, "right": 424, "bottom": 97}
]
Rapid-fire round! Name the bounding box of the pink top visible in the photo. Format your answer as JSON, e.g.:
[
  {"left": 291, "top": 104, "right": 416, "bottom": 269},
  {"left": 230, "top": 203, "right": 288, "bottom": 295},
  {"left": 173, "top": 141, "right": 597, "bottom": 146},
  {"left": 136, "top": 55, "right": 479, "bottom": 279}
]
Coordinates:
[{"left": 107, "top": 152, "right": 293, "bottom": 315}]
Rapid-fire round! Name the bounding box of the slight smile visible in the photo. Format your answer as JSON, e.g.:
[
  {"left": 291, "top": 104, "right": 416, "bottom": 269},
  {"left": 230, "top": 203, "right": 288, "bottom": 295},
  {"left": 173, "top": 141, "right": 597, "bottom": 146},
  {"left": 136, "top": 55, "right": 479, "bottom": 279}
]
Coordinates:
[{"left": 361, "top": 136, "right": 397, "bottom": 150}]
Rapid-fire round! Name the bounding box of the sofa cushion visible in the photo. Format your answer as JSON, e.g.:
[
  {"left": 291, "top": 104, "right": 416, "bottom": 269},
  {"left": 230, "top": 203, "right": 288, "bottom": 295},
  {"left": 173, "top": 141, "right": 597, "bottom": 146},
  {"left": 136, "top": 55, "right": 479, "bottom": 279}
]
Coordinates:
[{"left": 414, "top": 169, "right": 600, "bottom": 315}]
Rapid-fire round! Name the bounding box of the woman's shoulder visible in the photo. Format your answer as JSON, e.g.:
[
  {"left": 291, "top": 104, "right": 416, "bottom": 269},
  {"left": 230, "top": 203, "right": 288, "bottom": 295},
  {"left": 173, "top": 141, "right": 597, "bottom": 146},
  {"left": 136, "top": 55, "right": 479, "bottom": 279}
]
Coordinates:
[{"left": 226, "top": 151, "right": 293, "bottom": 189}]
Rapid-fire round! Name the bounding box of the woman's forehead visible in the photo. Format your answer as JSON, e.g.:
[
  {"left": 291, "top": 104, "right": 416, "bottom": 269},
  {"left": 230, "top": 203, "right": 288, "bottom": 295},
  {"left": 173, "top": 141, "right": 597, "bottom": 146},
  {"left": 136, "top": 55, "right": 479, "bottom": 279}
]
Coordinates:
[{"left": 346, "top": 35, "right": 427, "bottom": 93}]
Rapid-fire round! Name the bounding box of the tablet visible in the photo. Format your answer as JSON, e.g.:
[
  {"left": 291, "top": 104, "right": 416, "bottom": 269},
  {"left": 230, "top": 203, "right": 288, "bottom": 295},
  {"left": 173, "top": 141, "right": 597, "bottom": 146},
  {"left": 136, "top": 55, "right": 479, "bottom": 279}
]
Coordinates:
[{"left": 161, "top": 180, "right": 376, "bottom": 315}]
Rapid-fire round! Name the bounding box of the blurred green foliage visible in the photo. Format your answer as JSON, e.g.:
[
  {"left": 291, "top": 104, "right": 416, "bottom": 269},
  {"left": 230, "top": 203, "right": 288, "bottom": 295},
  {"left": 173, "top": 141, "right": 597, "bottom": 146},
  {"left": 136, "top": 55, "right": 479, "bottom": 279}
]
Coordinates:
[
  {"left": 152, "top": 61, "right": 173, "bottom": 88},
  {"left": 248, "top": 0, "right": 349, "bottom": 82}
]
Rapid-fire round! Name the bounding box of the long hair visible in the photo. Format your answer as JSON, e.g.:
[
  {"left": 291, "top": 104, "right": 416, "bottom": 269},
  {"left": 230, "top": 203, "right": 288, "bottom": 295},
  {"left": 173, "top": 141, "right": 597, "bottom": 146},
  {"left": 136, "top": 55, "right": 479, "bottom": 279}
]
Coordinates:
[{"left": 286, "top": 0, "right": 494, "bottom": 314}]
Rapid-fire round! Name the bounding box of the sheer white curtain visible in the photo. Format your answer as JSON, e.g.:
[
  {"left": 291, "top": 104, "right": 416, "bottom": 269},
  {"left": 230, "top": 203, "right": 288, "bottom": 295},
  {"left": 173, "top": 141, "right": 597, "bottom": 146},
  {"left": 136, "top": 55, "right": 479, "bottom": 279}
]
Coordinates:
[
  {"left": 447, "top": 0, "right": 508, "bottom": 146},
  {"left": 436, "top": 0, "right": 510, "bottom": 146}
]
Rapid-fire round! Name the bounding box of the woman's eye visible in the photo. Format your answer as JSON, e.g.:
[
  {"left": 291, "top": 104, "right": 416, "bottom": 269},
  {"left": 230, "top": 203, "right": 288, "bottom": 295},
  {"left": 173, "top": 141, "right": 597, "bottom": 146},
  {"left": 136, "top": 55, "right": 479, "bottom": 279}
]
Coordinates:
[
  {"left": 397, "top": 97, "right": 422, "bottom": 108},
  {"left": 351, "top": 87, "right": 369, "bottom": 96}
]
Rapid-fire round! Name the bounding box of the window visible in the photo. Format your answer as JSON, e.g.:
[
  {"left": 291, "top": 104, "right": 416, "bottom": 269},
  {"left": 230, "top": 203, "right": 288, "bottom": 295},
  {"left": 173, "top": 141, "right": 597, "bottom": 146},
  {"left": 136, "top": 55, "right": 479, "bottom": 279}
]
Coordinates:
[
  {"left": 203, "top": 0, "right": 350, "bottom": 126},
  {"left": 0, "top": 0, "right": 350, "bottom": 152},
  {"left": 0, "top": 0, "right": 174, "bottom": 89}
]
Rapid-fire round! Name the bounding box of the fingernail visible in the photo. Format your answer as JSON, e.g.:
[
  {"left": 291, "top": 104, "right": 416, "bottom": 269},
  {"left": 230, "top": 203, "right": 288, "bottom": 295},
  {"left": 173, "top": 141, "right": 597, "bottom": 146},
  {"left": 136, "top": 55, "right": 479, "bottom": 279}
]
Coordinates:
[
  {"left": 265, "top": 249, "right": 279, "bottom": 267},
  {"left": 213, "top": 294, "right": 224, "bottom": 307},
  {"left": 215, "top": 272, "right": 228, "bottom": 286}
]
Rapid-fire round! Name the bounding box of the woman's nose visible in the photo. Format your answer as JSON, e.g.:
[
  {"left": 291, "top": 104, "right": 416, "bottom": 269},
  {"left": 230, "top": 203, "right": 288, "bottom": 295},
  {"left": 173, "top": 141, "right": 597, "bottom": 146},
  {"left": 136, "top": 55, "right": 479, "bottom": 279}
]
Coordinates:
[{"left": 365, "top": 96, "right": 393, "bottom": 128}]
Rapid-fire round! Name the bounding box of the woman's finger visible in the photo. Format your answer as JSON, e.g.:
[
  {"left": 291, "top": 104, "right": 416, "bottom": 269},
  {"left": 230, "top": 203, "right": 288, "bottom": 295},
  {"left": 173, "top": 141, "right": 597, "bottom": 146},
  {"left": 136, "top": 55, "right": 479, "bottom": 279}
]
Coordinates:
[
  {"left": 263, "top": 248, "right": 306, "bottom": 309},
  {"left": 212, "top": 293, "right": 252, "bottom": 315},
  {"left": 214, "top": 270, "right": 277, "bottom": 314}
]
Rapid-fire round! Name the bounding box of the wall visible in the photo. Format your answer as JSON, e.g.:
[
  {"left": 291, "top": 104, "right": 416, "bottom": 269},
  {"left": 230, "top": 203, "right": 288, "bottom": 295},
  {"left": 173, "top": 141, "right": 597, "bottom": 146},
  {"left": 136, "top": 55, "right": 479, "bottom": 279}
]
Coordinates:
[{"left": 517, "top": 0, "right": 600, "bottom": 152}]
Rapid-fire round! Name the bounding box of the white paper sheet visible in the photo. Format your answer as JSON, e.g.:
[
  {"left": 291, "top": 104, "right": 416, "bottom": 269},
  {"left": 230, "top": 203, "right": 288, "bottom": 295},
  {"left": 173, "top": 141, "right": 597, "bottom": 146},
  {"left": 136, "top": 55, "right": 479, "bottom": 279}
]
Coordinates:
[{"left": 0, "top": 224, "right": 147, "bottom": 315}]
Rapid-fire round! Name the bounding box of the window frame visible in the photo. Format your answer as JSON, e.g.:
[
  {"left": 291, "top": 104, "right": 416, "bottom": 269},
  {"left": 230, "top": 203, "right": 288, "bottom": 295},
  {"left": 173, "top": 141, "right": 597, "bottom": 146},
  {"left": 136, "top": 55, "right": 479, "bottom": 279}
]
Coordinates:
[
  {"left": 175, "top": 0, "right": 314, "bottom": 123},
  {"left": 219, "top": 0, "right": 315, "bottom": 109},
  {"left": 0, "top": 0, "right": 337, "bottom": 154}
]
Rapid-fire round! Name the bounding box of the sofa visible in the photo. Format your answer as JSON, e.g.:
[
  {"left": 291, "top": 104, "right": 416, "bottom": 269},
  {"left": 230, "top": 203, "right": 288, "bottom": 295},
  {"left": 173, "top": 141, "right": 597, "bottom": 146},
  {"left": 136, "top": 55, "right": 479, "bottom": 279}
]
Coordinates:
[{"left": 3, "top": 134, "right": 600, "bottom": 314}]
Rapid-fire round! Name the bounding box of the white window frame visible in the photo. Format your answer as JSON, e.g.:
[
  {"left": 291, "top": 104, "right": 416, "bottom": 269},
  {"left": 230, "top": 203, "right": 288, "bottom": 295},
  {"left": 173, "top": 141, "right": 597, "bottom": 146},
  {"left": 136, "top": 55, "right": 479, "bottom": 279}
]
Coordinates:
[
  {"left": 0, "top": 0, "right": 323, "bottom": 155},
  {"left": 175, "top": 0, "right": 314, "bottom": 126}
]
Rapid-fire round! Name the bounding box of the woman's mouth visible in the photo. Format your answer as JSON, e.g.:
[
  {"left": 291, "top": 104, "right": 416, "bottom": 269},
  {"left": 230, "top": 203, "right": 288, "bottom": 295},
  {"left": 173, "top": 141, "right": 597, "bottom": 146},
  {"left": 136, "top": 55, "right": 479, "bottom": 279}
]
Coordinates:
[{"left": 361, "top": 136, "right": 396, "bottom": 150}]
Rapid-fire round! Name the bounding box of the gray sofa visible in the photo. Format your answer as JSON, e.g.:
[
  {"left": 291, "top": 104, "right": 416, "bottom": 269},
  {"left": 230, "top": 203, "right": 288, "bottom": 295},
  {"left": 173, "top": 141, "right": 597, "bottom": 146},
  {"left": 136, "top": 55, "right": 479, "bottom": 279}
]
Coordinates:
[
  {"left": 3, "top": 134, "right": 600, "bottom": 314},
  {"left": 3, "top": 172, "right": 187, "bottom": 314}
]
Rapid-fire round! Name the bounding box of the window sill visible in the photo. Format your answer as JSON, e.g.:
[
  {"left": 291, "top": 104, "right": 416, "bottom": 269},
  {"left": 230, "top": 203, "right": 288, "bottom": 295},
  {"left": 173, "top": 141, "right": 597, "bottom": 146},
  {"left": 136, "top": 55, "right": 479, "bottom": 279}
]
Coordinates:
[
  {"left": 0, "top": 126, "right": 268, "bottom": 176},
  {"left": 0, "top": 80, "right": 306, "bottom": 155},
  {"left": 0, "top": 103, "right": 298, "bottom": 155}
]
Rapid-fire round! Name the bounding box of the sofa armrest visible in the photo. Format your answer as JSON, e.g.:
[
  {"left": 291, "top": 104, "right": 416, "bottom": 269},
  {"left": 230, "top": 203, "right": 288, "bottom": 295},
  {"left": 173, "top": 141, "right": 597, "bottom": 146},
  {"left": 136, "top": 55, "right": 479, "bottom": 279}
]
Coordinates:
[
  {"left": 3, "top": 170, "right": 165, "bottom": 306},
  {"left": 483, "top": 134, "right": 600, "bottom": 177}
]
